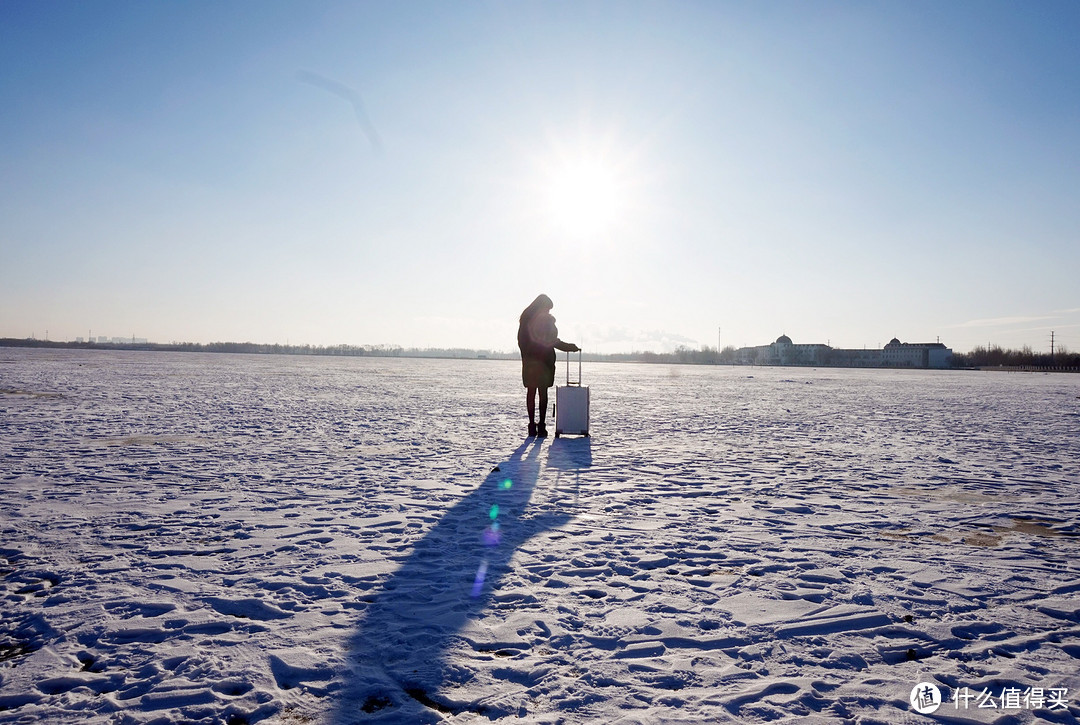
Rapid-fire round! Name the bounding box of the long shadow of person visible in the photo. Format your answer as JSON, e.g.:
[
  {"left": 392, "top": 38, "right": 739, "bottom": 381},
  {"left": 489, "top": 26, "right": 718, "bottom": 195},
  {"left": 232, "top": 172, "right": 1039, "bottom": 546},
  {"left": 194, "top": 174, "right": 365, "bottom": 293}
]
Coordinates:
[
  {"left": 545, "top": 437, "right": 593, "bottom": 511},
  {"left": 329, "top": 438, "right": 572, "bottom": 723}
]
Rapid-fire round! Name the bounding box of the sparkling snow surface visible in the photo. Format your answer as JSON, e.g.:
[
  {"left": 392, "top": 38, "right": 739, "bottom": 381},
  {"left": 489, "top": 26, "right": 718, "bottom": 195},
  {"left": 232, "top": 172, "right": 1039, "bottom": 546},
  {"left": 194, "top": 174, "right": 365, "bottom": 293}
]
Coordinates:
[{"left": 2, "top": 349, "right": 1079, "bottom": 724}]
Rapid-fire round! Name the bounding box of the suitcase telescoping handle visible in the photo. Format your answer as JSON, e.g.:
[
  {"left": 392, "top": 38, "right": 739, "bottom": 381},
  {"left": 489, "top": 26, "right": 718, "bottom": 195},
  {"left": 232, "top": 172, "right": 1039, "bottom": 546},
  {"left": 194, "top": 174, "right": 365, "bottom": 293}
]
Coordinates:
[{"left": 565, "top": 349, "right": 582, "bottom": 387}]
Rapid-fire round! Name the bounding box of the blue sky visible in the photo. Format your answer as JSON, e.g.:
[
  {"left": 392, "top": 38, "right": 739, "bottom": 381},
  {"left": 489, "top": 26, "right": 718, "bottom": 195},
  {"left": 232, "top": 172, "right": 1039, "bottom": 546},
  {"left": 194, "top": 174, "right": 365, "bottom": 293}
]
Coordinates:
[{"left": 2, "top": 1, "right": 1078, "bottom": 353}]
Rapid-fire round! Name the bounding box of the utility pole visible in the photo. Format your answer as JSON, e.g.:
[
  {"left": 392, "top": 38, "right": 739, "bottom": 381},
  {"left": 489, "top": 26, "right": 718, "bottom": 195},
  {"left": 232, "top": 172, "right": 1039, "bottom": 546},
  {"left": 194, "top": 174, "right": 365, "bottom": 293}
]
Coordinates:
[{"left": 1051, "top": 331, "right": 1055, "bottom": 357}]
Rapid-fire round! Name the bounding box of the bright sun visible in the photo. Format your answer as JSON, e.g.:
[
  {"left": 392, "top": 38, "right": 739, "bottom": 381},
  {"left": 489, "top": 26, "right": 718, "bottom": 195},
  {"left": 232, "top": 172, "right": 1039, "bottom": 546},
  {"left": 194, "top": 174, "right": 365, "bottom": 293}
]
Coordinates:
[{"left": 545, "top": 159, "right": 621, "bottom": 238}]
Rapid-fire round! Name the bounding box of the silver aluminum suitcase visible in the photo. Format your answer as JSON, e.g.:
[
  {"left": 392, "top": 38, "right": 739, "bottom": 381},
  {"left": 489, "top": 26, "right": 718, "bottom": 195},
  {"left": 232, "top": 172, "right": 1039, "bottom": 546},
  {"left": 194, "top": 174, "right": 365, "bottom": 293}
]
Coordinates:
[{"left": 554, "top": 351, "right": 589, "bottom": 438}]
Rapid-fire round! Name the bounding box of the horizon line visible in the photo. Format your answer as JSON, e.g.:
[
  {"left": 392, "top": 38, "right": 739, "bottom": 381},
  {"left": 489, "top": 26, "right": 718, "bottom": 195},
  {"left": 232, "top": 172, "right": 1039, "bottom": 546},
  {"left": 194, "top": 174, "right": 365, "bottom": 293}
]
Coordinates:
[{"left": 0, "top": 335, "right": 1067, "bottom": 358}]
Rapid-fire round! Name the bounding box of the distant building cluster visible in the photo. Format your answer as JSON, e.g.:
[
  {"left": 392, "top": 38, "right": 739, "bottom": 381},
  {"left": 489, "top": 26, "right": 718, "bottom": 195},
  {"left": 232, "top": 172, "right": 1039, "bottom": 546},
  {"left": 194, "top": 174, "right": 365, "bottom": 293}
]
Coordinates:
[{"left": 734, "top": 335, "right": 953, "bottom": 369}]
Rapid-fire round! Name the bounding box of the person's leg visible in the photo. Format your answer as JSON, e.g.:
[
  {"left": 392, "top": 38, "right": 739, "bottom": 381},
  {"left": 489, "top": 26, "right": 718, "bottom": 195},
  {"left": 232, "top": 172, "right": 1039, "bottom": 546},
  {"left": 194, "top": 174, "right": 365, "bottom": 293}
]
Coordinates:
[
  {"left": 537, "top": 387, "right": 549, "bottom": 436},
  {"left": 526, "top": 386, "right": 538, "bottom": 436}
]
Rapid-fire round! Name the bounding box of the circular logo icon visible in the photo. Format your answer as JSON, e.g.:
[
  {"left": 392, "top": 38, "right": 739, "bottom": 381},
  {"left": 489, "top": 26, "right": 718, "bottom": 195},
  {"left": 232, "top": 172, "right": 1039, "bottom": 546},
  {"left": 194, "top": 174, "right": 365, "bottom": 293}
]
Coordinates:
[{"left": 911, "top": 682, "right": 942, "bottom": 714}]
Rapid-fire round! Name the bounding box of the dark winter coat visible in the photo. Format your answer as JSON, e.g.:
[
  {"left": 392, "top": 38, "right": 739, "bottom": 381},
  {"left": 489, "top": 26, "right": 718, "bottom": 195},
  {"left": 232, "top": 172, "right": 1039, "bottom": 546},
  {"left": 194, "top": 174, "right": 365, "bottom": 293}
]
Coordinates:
[{"left": 518, "top": 312, "right": 574, "bottom": 389}]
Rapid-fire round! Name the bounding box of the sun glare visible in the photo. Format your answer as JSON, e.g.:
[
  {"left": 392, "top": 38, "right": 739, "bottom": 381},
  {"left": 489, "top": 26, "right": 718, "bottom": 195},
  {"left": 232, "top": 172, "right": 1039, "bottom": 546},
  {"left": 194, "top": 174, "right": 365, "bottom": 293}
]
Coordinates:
[{"left": 545, "top": 159, "right": 622, "bottom": 239}]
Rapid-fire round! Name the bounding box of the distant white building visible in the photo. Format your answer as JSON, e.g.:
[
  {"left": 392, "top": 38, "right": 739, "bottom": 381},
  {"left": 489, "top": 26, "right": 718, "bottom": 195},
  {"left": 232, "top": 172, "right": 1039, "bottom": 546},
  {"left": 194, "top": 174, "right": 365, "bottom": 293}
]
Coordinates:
[
  {"left": 882, "top": 338, "right": 953, "bottom": 368},
  {"left": 735, "top": 335, "right": 952, "bottom": 369}
]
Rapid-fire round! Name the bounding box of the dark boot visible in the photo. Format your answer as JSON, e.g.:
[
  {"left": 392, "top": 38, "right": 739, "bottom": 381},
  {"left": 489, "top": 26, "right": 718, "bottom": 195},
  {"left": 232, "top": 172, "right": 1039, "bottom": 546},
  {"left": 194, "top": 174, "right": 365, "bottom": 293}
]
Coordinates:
[{"left": 528, "top": 421, "right": 537, "bottom": 437}]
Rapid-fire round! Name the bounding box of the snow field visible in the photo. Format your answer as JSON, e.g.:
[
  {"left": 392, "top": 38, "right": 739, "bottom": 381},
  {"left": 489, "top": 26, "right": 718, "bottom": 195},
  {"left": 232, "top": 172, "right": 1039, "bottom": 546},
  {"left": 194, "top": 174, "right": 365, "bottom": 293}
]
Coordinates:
[{"left": 1, "top": 349, "right": 1079, "bottom": 724}]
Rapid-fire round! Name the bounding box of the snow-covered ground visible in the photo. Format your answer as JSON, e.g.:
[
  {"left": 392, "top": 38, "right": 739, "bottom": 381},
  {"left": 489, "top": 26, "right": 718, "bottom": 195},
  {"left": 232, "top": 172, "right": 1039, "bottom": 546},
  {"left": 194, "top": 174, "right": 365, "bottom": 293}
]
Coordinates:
[{"left": 1, "top": 348, "right": 1078, "bottom": 724}]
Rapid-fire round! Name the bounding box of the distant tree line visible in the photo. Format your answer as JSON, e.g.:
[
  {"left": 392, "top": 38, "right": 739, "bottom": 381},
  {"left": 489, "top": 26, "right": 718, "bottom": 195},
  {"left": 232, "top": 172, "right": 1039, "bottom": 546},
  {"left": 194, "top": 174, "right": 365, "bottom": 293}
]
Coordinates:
[
  {"left": 158, "top": 341, "right": 521, "bottom": 359},
  {"left": 1, "top": 337, "right": 735, "bottom": 364},
  {"left": 0, "top": 338, "right": 517, "bottom": 359},
  {"left": 579, "top": 346, "right": 737, "bottom": 365},
  {"left": 3, "top": 337, "right": 1077, "bottom": 370},
  {"left": 950, "top": 344, "right": 1079, "bottom": 369}
]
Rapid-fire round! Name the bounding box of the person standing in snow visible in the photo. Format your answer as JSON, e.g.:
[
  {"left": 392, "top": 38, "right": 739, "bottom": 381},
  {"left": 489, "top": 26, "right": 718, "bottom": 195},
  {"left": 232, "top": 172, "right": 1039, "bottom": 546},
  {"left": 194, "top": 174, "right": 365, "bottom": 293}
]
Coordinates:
[{"left": 518, "top": 294, "right": 580, "bottom": 438}]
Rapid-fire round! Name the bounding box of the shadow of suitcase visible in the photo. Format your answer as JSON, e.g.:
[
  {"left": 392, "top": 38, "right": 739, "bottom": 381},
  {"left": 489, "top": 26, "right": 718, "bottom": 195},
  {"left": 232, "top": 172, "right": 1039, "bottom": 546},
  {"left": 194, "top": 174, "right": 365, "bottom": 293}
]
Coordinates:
[{"left": 554, "top": 351, "right": 589, "bottom": 438}]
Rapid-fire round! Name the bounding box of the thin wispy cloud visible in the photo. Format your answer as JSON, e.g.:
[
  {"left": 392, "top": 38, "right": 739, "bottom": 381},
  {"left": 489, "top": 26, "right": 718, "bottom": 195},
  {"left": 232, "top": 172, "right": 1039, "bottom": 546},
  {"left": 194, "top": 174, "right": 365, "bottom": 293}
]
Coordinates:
[
  {"left": 950, "top": 315, "right": 1059, "bottom": 329},
  {"left": 296, "top": 69, "right": 384, "bottom": 154},
  {"left": 576, "top": 325, "right": 700, "bottom": 353}
]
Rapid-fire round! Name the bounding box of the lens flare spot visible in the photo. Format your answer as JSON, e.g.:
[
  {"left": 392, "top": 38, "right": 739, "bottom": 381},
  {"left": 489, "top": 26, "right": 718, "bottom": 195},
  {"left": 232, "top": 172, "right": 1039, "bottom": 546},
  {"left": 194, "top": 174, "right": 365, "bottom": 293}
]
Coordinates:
[
  {"left": 489, "top": 504, "right": 499, "bottom": 520},
  {"left": 501, "top": 479, "right": 513, "bottom": 490},
  {"left": 471, "top": 560, "right": 489, "bottom": 598},
  {"left": 483, "top": 525, "right": 501, "bottom": 547}
]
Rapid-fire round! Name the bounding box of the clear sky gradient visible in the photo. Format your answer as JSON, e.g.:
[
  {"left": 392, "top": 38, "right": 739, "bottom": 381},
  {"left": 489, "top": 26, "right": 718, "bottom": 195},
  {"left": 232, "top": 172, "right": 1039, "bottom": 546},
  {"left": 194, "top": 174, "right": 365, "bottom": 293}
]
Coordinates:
[{"left": 3, "top": 1, "right": 1078, "bottom": 354}]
